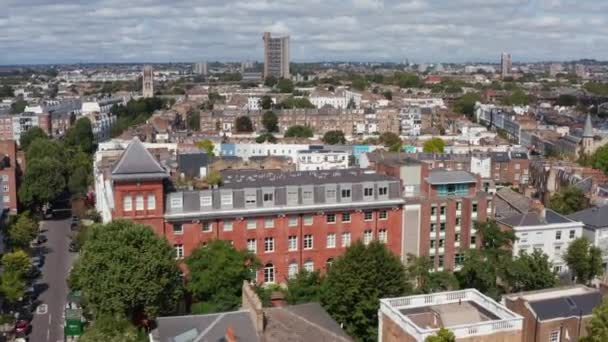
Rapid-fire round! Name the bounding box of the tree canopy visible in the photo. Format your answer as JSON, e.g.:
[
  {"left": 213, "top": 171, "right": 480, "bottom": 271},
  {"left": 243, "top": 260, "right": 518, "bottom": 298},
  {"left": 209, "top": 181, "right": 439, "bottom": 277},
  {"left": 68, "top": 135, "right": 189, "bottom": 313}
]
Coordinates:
[
  {"left": 321, "top": 241, "right": 410, "bottom": 342},
  {"left": 563, "top": 237, "right": 604, "bottom": 285},
  {"left": 262, "top": 111, "right": 279, "bottom": 132},
  {"left": 235, "top": 116, "right": 254, "bottom": 133},
  {"left": 284, "top": 125, "right": 313, "bottom": 138},
  {"left": 454, "top": 92, "right": 481, "bottom": 119},
  {"left": 7, "top": 213, "right": 38, "bottom": 250},
  {"left": 65, "top": 117, "right": 95, "bottom": 154},
  {"left": 80, "top": 315, "right": 147, "bottom": 342},
  {"left": 19, "top": 157, "right": 66, "bottom": 209},
  {"left": 255, "top": 133, "right": 277, "bottom": 144},
  {"left": 425, "top": 328, "right": 456, "bottom": 342},
  {"left": 322, "top": 130, "right": 346, "bottom": 145},
  {"left": 580, "top": 299, "right": 608, "bottom": 342},
  {"left": 504, "top": 249, "right": 558, "bottom": 293},
  {"left": 19, "top": 127, "right": 47, "bottom": 151},
  {"left": 276, "top": 79, "right": 294, "bottom": 93},
  {"left": 195, "top": 139, "right": 215, "bottom": 157},
  {"left": 407, "top": 255, "right": 459, "bottom": 294},
  {"left": 259, "top": 95, "right": 273, "bottom": 110},
  {"left": 278, "top": 96, "right": 315, "bottom": 109},
  {"left": 379, "top": 132, "right": 402, "bottom": 151},
  {"left": 186, "top": 240, "right": 259, "bottom": 314},
  {"left": 286, "top": 270, "right": 323, "bottom": 305},
  {"left": 187, "top": 111, "right": 200, "bottom": 131},
  {"left": 69, "top": 220, "right": 184, "bottom": 320},
  {"left": 1, "top": 250, "right": 31, "bottom": 276},
  {"left": 548, "top": 186, "right": 589, "bottom": 215},
  {"left": 423, "top": 138, "right": 446, "bottom": 153}
]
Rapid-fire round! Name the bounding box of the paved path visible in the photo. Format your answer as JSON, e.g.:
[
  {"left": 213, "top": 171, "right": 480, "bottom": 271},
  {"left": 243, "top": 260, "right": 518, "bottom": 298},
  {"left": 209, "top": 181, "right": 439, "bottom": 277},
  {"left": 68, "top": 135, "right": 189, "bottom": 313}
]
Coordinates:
[{"left": 30, "top": 218, "right": 76, "bottom": 342}]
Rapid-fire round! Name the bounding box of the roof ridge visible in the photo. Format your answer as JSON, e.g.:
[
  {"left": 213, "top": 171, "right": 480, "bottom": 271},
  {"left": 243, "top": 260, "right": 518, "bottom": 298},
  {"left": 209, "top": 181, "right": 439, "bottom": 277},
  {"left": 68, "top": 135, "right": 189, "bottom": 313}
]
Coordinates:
[{"left": 269, "top": 306, "right": 350, "bottom": 341}]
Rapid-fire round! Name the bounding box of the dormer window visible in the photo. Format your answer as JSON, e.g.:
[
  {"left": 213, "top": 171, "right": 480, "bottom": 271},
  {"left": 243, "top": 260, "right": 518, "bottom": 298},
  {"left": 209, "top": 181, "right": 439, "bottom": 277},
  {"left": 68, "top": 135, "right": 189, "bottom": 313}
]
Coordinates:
[{"left": 170, "top": 196, "right": 183, "bottom": 209}]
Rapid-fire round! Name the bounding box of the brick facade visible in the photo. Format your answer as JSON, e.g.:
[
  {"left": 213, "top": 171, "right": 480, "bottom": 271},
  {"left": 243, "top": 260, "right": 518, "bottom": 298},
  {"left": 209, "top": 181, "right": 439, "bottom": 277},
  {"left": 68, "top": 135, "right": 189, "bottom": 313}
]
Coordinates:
[{"left": 0, "top": 140, "right": 21, "bottom": 214}]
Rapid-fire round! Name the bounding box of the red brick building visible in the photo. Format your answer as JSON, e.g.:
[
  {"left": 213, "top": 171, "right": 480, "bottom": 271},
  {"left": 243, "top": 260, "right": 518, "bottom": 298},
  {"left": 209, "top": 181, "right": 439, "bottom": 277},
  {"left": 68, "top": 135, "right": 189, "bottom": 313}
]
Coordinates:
[
  {"left": 0, "top": 140, "right": 22, "bottom": 214},
  {"left": 107, "top": 139, "right": 405, "bottom": 283}
]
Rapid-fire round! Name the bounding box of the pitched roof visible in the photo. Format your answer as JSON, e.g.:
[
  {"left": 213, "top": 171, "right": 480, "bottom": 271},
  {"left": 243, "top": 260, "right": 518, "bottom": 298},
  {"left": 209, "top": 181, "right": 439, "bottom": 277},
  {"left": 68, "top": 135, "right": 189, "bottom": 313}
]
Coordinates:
[
  {"left": 529, "top": 292, "right": 602, "bottom": 320},
  {"left": 154, "top": 310, "right": 257, "bottom": 342},
  {"left": 111, "top": 137, "right": 168, "bottom": 181},
  {"left": 568, "top": 206, "right": 608, "bottom": 230},
  {"left": 583, "top": 114, "right": 594, "bottom": 138},
  {"left": 498, "top": 209, "right": 574, "bottom": 227}
]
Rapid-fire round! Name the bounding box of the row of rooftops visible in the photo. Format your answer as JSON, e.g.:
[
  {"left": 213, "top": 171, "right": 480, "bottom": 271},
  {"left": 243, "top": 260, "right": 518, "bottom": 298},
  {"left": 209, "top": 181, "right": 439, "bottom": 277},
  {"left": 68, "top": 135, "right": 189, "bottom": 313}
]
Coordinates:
[{"left": 368, "top": 150, "right": 529, "bottom": 166}]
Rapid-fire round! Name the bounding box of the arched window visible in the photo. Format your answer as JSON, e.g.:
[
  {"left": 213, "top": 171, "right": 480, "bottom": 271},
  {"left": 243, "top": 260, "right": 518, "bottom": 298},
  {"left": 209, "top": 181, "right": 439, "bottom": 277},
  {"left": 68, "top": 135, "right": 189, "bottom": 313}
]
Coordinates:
[
  {"left": 288, "top": 262, "right": 298, "bottom": 279},
  {"left": 303, "top": 260, "right": 314, "bottom": 273},
  {"left": 264, "top": 263, "right": 275, "bottom": 283}
]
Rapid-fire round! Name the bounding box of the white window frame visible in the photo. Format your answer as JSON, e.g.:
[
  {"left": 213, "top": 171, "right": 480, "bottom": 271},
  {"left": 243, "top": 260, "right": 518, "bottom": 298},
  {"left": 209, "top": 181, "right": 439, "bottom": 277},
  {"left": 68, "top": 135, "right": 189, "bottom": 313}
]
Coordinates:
[
  {"left": 147, "top": 193, "right": 156, "bottom": 210},
  {"left": 288, "top": 263, "right": 298, "bottom": 279},
  {"left": 342, "top": 212, "right": 351, "bottom": 222},
  {"left": 123, "top": 195, "right": 132, "bottom": 211},
  {"left": 247, "top": 219, "right": 257, "bottom": 229},
  {"left": 327, "top": 233, "right": 336, "bottom": 248},
  {"left": 326, "top": 213, "right": 336, "bottom": 224},
  {"left": 364, "top": 211, "right": 373, "bottom": 221},
  {"left": 288, "top": 216, "right": 298, "bottom": 227},
  {"left": 223, "top": 220, "right": 233, "bottom": 231},
  {"left": 264, "top": 237, "right": 275, "bottom": 253},
  {"left": 304, "top": 234, "right": 313, "bottom": 250},
  {"left": 173, "top": 223, "right": 183, "bottom": 235},
  {"left": 363, "top": 230, "right": 373, "bottom": 245},
  {"left": 288, "top": 236, "right": 298, "bottom": 251},
  {"left": 303, "top": 215, "right": 313, "bottom": 226},
  {"left": 379, "top": 229, "right": 387, "bottom": 243},
  {"left": 549, "top": 330, "right": 560, "bottom": 342},
  {"left": 303, "top": 261, "right": 314, "bottom": 273},
  {"left": 342, "top": 232, "right": 351, "bottom": 247},
  {"left": 247, "top": 239, "right": 257, "bottom": 253},
  {"left": 174, "top": 244, "right": 184, "bottom": 260},
  {"left": 202, "top": 221, "right": 212, "bottom": 232},
  {"left": 221, "top": 193, "right": 233, "bottom": 206},
  {"left": 264, "top": 217, "right": 274, "bottom": 228},
  {"left": 379, "top": 210, "right": 388, "bottom": 220},
  {"left": 264, "top": 264, "right": 275, "bottom": 283}
]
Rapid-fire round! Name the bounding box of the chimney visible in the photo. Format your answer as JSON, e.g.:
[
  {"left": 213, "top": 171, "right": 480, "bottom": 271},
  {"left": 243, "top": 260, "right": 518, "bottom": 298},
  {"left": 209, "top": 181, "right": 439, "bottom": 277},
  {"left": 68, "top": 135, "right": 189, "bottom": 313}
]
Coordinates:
[
  {"left": 530, "top": 199, "right": 546, "bottom": 220},
  {"left": 225, "top": 326, "right": 237, "bottom": 342},
  {"left": 241, "top": 281, "right": 264, "bottom": 336}
]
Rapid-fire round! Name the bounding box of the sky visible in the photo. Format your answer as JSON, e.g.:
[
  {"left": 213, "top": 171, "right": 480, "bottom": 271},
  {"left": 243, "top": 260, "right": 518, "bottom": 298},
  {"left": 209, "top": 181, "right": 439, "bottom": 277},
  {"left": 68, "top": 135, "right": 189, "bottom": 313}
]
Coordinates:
[{"left": 1, "top": 0, "right": 607, "bottom": 65}]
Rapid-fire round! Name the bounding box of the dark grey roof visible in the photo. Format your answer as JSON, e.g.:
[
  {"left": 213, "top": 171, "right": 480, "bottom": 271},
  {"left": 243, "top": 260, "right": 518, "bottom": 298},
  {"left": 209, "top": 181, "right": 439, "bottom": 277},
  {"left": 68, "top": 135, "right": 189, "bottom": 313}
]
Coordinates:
[
  {"left": 494, "top": 187, "right": 532, "bottom": 219},
  {"left": 491, "top": 152, "right": 510, "bottom": 162},
  {"left": 499, "top": 209, "right": 575, "bottom": 227},
  {"left": 426, "top": 170, "right": 476, "bottom": 185},
  {"left": 154, "top": 310, "right": 257, "bottom": 342},
  {"left": 177, "top": 151, "right": 209, "bottom": 178},
  {"left": 264, "top": 303, "right": 352, "bottom": 341},
  {"left": 112, "top": 138, "right": 168, "bottom": 181},
  {"left": 529, "top": 292, "right": 602, "bottom": 320},
  {"left": 510, "top": 152, "right": 528, "bottom": 160},
  {"left": 568, "top": 206, "right": 608, "bottom": 230},
  {"left": 220, "top": 169, "right": 395, "bottom": 188}
]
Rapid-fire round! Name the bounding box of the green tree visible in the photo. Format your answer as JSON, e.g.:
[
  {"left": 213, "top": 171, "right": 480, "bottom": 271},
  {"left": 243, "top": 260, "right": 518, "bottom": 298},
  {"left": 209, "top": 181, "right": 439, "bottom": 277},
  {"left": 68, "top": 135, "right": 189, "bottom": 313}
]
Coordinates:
[
  {"left": 585, "top": 145, "right": 608, "bottom": 176},
  {"left": 556, "top": 94, "right": 578, "bottom": 107},
  {"left": 279, "top": 96, "right": 315, "bottom": 109},
  {"left": 351, "top": 75, "right": 368, "bottom": 91},
  {"left": 187, "top": 111, "right": 201, "bottom": 131},
  {"left": 2, "top": 250, "right": 31, "bottom": 276},
  {"left": 19, "top": 157, "right": 66, "bottom": 209},
  {"left": 10, "top": 99, "right": 27, "bottom": 114},
  {"left": 284, "top": 125, "right": 313, "bottom": 138},
  {"left": 276, "top": 79, "right": 294, "bottom": 93},
  {"left": 580, "top": 299, "right": 608, "bottom": 342},
  {"left": 321, "top": 241, "right": 411, "bottom": 341},
  {"left": 262, "top": 111, "right": 278, "bottom": 132},
  {"left": 394, "top": 72, "right": 421, "bottom": 88},
  {"left": 322, "top": 130, "right": 346, "bottom": 145},
  {"left": 286, "top": 270, "right": 323, "bottom": 305},
  {"left": 548, "top": 186, "right": 589, "bottom": 215},
  {"left": 69, "top": 220, "right": 184, "bottom": 320},
  {"left": 186, "top": 240, "right": 259, "bottom": 313},
  {"left": 379, "top": 132, "right": 401, "bottom": 148},
  {"left": 255, "top": 133, "right": 277, "bottom": 144},
  {"left": 235, "top": 116, "right": 254, "bottom": 133},
  {"left": 68, "top": 166, "right": 91, "bottom": 197},
  {"left": 259, "top": 95, "right": 273, "bottom": 110},
  {"left": 0, "top": 85, "right": 14, "bottom": 99},
  {"left": 382, "top": 90, "right": 393, "bottom": 100},
  {"left": 264, "top": 76, "right": 278, "bottom": 87},
  {"left": 204, "top": 171, "right": 223, "bottom": 186},
  {"left": 80, "top": 315, "right": 147, "bottom": 342},
  {"left": 7, "top": 213, "right": 38, "bottom": 249},
  {"left": 19, "top": 127, "right": 48, "bottom": 151},
  {"left": 423, "top": 138, "right": 446, "bottom": 153},
  {"left": 65, "top": 117, "right": 95, "bottom": 154},
  {"left": 195, "top": 139, "right": 215, "bottom": 157},
  {"left": 504, "top": 249, "right": 558, "bottom": 292},
  {"left": 425, "top": 328, "right": 456, "bottom": 342},
  {"left": 407, "top": 255, "right": 458, "bottom": 294},
  {"left": 454, "top": 92, "right": 481, "bottom": 118},
  {"left": 0, "top": 271, "right": 25, "bottom": 304},
  {"left": 563, "top": 237, "right": 604, "bottom": 285}
]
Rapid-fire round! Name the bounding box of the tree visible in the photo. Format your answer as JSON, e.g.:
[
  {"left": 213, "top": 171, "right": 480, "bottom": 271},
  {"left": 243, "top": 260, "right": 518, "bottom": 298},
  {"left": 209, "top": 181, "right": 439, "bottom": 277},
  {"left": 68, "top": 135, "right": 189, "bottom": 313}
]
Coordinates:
[
  {"left": 502, "top": 89, "right": 530, "bottom": 106},
  {"left": 80, "top": 315, "right": 147, "bottom": 342},
  {"left": 284, "top": 125, "right": 313, "bottom": 138},
  {"left": 454, "top": 92, "right": 481, "bottom": 118},
  {"left": 69, "top": 220, "right": 184, "bottom": 320},
  {"left": 322, "top": 130, "right": 346, "bottom": 145},
  {"left": 321, "top": 241, "right": 410, "bottom": 341},
  {"left": 394, "top": 72, "right": 421, "bottom": 88},
  {"left": 286, "top": 270, "right": 323, "bottom": 305},
  {"left": 563, "top": 237, "right": 604, "bottom": 285},
  {"left": 255, "top": 133, "right": 277, "bottom": 144},
  {"left": 259, "top": 95, "right": 273, "bottom": 110},
  {"left": 187, "top": 111, "right": 200, "bottom": 131},
  {"left": 556, "top": 94, "right": 578, "bottom": 107},
  {"left": 382, "top": 90, "right": 393, "bottom": 100},
  {"left": 205, "top": 171, "right": 223, "bottom": 186},
  {"left": 425, "top": 328, "right": 456, "bottom": 342},
  {"left": 65, "top": 117, "right": 95, "bottom": 154},
  {"left": 548, "top": 186, "right": 588, "bottom": 215},
  {"left": 186, "top": 240, "right": 259, "bottom": 313},
  {"left": 379, "top": 132, "right": 402, "bottom": 151},
  {"left": 264, "top": 76, "right": 278, "bottom": 87},
  {"left": 0, "top": 85, "right": 14, "bottom": 99},
  {"left": 68, "top": 166, "right": 90, "bottom": 197},
  {"left": 278, "top": 97, "right": 315, "bottom": 109},
  {"left": 423, "top": 138, "right": 446, "bottom": 153},
  {"left": 19, "top": 157, "right": 66, "bottom": 209},
  {"left": 262, "top": 111, "right": 278, "bottom": 132},
  {"left": 351, "top": 75, "right": 368, "bottom": 91},
  {"left": 2, "top": 250, "right": 31, "bottom": 276},
  {"left": 504, "top": 249, "right": 558, "bottom": 292},
  {"left": 588, "top": 145, "right": 608, "bottom": 176},
  {"left": 195, "top": 139, "right": 215, "bottom": 157},
  {"left": 407, "top": 255, "right": 458, "bottom": 294},
  {"left": 19, "top": 127, "right": 48, "bottom": 151},
  {"left": 0, "top": 271, "right": 25, "bottom": 304},
  {"left": 580, "top": 299, "right": 608, "bottom": 342},
  {"left": 10, "top": 99, "right": 27, "bottom": 114},
  {"left": 276, "top": 79, "right": 294, "bottom": 93},
  {"left": 7, "top": 214, "right": 38, "bottom": 249},
  {"left": 235, "top": 116, "right": 253, "bottom": 133}
]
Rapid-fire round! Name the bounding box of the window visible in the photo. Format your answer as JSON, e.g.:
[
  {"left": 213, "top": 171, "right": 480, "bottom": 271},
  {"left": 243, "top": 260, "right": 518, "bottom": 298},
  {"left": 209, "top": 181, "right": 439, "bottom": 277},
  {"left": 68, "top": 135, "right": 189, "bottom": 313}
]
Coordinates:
[
  {"left": 264, "top": 237, "right": 275, "bottom": 252},
  {"left": 569, "top": 230, "right": 576, "bottom": 239},
  {"left": 264, "top": 264, "right": 275, "bottom": 283},
  {"left": 440, "top": 206, "right": 446, "bottom": 215},
  {"left": 439, "top": 239, "right": 445, "bottom": 248},
  {"left": 455, "top": 218, "right": 461, "bottom": 226},
  {"left": 2, "top": 196, "right": 8, "bottom": 203},
  {"left": 174, "top": 244, "right": 184, "bottom": 259},
  {"left": 515, "top": 163, "right": 521, "bottom": 170},
  {"left": 173, "top": 224, "right": 183, "bottom": 235},
  {"left": 555, "top": 245, "right": 562, "bottom": 254},
  {"left": 430, "top": 223, "right": 437, "bottom": 232},
  {"left": 341, "top": 189, "right": 351, "bottom": 199},
  {"left": 470, "top": 235, "right": 477, "bottom": 246},
  {"left": 247, "top": 239, "right": 257, "bottom": 253},
  {"left": 136, "top": 194, "right": 145, "bottom": 210},
  {"left": 202, "top": 222, "right": 212, "bottom": 232},
  {"left": 147, "top": 193, "right": 156, "bottom": 210},
  {"left": 287, "top": 190, "right": 298, "bottom": 203},
  {"left": 200, "top": 195, "right": 212, "bottom": 207},
  {"left": 223, "top": 220, "right": 233, "bottom": 231},
  {"left": 263, "top": 193, "right": 274, "bottom": 203},
  {"left": 440, "top": 223, "right": 446, "bottom": 232},
  {"left": 379, "top": 210, "right": 388, "bottom": 220},
  {"left": 247, "top": 219, "right": 256, "bottom": 229},
  {"left": 438, "top": 255, "right": 444, "bottom": 268},
  {"left": 472, "top": 203, "right": 478, "bottom": 213},
  {"left": 288, "top": 216, "right": 298, "bottom": 227},
  {"left": 364, "top": 187, "right": 373, "bottom": 197},
  {"left": 430, "top": 239, "right": 436, "bottom": 248},
  {"left": 327, "top": 233, "right": 336, "bottom": 248},
  {"left": 288, "top": 236, "right": 298, "bottom": 251},
  {"left": 304, "top": 235, "right": 313, "bottom": 249},
  {"left": 431, "top": 206, "right": 437, "bottom": 215},
  {"left": 456, "top": 202, "right": 462, "bottom": 210},
  {"left": 326, "top": 214, "right": 336, "bottom": 223},
  {"left": 265, "top": 218, "right": 274, "bottom": 228},
  {"left": 455, "top": 253, "right": 465, "bottom": 266},
  {"left": 555, "top": 231, "right": 562, "bottom": 240},
  {"left": 378, "top": 229, "right": 387, "bottom": 243},
  {"left": 455, "top": 233, "right": 460, "bottom": 242},
  {"left": 304, "top": 215, "right": 313, "bottom": 226},
  {"left": 123, "top": 195, "right": 132, "bottom": 211},
  {"left": 245, "top": 193, "right": 256, "bottom": 205},
  {"left": 288, "top": 263, "right": 298, "bottom": 279},
  {"left": 363, "top": 230, "right": 373, "bottom": 245},
  {"left": 342, "top": 212, "right": 351, "bottom": 222},
  {"left": 326, "top": 258, "right": 334, "bottom": 269},
  {"left": 170, "top": 196, "right": 183, "bottom": 209},
  {"left": 302, "top": 190, "right": 313, "bottom": 201},
  {"left": 341, "top": 232, "right": 351, "bottom": 247},
  {"left": 364, "top": 211, "right": 373, "bottom": 221},
  {"left": 221, "top": 193, "right": 233, "bottom": 206},
  {"left": 304, "top": 261, "right": 314, "bottom": 273},
  {"left": 378, "top": 186, "right": 388, "bottom": 196},
  {"left": 326, "top": 189, "right": 336, "bottom": 201},
  {"left": 549, "top": 331, "right": 560, "bottom": 342}
]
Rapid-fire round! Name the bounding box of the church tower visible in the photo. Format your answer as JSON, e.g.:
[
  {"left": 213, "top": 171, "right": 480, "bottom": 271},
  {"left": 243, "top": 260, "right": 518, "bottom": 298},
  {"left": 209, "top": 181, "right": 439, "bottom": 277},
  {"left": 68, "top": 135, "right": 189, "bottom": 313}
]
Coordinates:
[
  {"left": 142, "top": 65, "right": 154, "bottom": 98},
  {"left": 582, "top": 114, "right": 594, "bottom": 155}
]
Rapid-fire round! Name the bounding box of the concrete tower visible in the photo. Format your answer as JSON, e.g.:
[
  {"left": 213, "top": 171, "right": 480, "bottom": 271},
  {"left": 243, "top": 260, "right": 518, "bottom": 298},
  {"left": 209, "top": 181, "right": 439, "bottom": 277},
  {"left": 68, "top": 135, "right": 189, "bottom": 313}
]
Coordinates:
[
  {"left": 263, "top": 32, "right": 290, "bottom": 80},
  {"left": 142, "top": 65, "right": 154, "bottom": 98},
  {"left": 500, "top": 52, "right": 512, "bottom": 79},
  {"left": 582, "top": 114, "right": 594, "bottom": 155}
]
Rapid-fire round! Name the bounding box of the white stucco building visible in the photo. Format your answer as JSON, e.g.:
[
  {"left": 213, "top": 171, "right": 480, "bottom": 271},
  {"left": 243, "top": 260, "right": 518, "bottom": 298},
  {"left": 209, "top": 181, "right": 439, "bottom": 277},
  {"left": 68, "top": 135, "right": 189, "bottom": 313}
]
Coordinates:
[{"left": 296, "top": 150, "right": 349, "bottom": 171}]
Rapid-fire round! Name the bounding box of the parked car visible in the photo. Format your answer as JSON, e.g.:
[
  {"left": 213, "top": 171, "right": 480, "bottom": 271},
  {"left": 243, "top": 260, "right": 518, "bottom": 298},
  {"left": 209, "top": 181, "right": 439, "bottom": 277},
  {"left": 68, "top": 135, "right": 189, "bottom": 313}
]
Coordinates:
[
  {"left": 14, "top": 319, "right": 30, "bottom": 335},
  {"left": 30, "top": 256, "right": 43, "bottom": 269},
  {"left": 69, "top": 241, "right": 79, "bottom": 253},
  {"left": 26, "top": 266, "right": 41, "bottom": 279},
  {"left": 36, "top": 234, "right": 47, "bottom": 244}
]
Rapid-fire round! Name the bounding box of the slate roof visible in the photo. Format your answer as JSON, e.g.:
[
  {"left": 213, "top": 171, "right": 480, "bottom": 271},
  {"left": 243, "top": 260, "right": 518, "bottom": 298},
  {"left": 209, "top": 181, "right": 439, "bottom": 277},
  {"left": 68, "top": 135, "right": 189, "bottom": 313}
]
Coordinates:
[
  {"left": 154, "top": 310, "right": 256, "bottom": 342},
  {"left": 529, "top": 292, "right": 602, "bottom": 320},
  {"left": 220, "top": 169, "right": 395, "bottom": 188},
  {"left": 426, "top": 170, "right": 476, "bottom": 185},
  {"left": 494, "top": 187, "right": 532, "bottom": 219},
  {"left": 177, "top": 151, "right": 209, "bottom": 178},
  {"left": 568, "top": 206, "right": 608, "bottom": 230},
  {"left": 111, "top": 137, "right": 169, "bottom": 181},
  {"left": 498, "top": 209, "right": 574, "bottom": 227}
]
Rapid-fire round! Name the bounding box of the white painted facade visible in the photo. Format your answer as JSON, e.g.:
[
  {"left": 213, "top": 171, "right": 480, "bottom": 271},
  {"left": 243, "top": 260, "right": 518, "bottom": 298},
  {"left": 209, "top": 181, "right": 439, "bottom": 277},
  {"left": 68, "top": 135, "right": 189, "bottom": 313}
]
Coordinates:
[
  {"left": 470, "top": 155, "right": 492, "bottom": 179},
  {"left": 247, "top": 96, "right": 276, "bottom": 111},
  {"left": 296, "top": 150, "right": 349, "bottom": 171},
  {"left": 310, "top": 89, "right": 361, "bottom": 109},
  {"left": 399, "top": 107, "right": 422, "bottom": 136}
]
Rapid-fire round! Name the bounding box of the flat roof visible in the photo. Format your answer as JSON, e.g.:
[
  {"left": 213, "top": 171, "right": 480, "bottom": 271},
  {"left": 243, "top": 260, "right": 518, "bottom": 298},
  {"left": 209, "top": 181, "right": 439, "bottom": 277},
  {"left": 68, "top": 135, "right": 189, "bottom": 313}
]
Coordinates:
[{"left": 426, "top": 170, "right": 477, "bottom": 185}]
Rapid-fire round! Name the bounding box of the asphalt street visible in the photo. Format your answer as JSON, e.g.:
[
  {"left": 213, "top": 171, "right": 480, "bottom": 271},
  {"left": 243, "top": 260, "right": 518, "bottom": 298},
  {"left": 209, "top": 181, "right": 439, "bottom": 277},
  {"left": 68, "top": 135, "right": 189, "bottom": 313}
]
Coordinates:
[{"left": 30, "top": 218, "right": 76, "bottom": 342}]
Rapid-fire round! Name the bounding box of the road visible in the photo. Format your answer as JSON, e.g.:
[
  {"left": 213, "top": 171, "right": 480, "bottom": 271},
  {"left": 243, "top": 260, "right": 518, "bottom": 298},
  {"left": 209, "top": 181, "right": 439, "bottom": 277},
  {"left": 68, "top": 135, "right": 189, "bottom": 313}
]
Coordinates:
[{"left": 30, "top": 218, "right": 76, "bottom": 342}]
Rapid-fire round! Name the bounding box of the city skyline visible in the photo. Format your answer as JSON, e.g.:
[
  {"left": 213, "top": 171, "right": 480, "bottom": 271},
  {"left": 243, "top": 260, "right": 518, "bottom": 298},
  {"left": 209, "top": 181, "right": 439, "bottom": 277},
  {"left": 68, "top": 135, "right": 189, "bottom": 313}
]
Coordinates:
[{"left": 2, "top": 0, "right": 608, "bottom": 65}]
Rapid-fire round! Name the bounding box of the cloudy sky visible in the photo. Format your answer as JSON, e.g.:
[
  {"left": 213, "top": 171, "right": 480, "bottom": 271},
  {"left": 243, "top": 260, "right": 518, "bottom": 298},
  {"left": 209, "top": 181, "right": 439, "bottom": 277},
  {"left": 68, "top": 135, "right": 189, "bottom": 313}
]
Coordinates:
[{"left": 0, "top": 0, "right": 606, "bottom": 65}]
